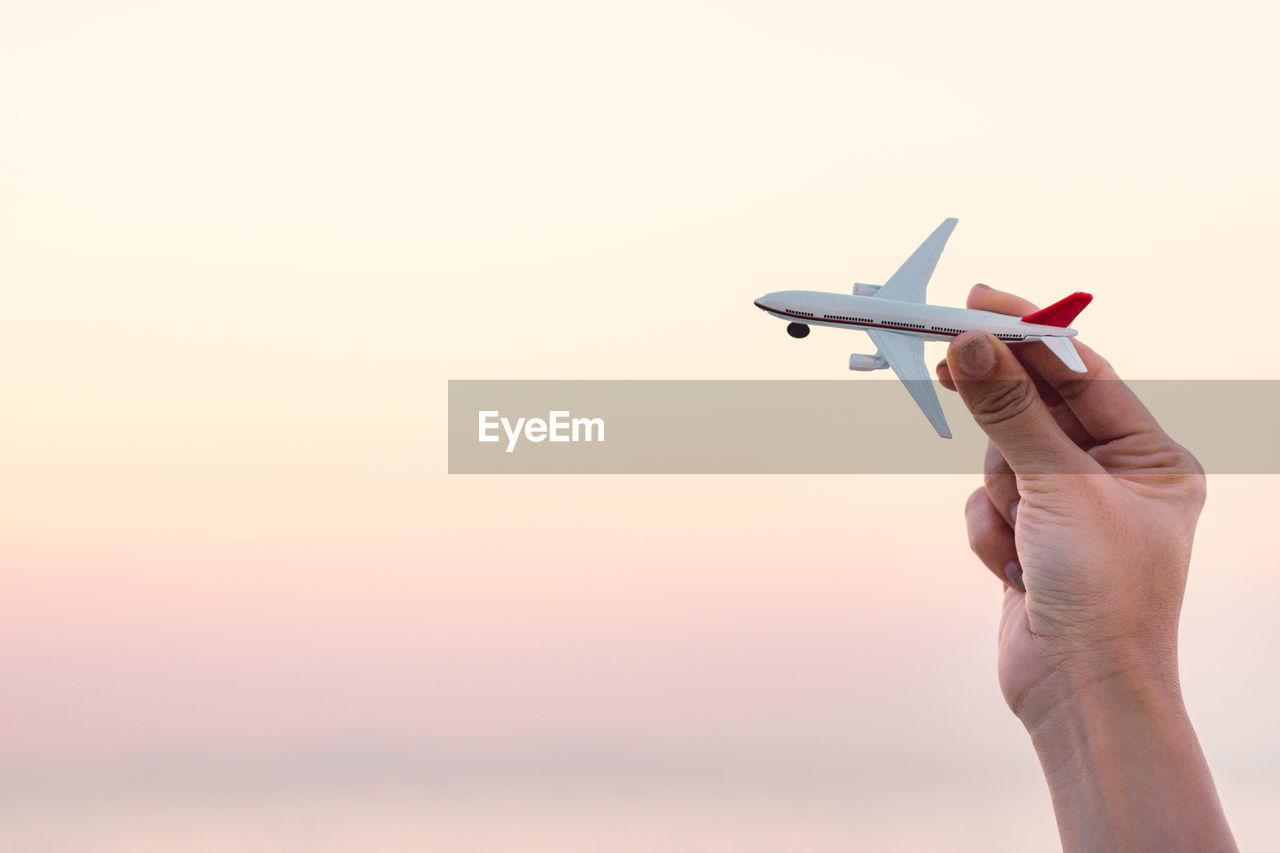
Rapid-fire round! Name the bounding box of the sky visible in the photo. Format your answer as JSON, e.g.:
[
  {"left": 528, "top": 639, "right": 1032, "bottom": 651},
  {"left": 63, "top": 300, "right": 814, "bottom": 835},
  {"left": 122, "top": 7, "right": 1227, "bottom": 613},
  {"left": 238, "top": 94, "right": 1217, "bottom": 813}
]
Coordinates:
[{"left": 2, "top": 1, "right": 1279, "bottom": 850}]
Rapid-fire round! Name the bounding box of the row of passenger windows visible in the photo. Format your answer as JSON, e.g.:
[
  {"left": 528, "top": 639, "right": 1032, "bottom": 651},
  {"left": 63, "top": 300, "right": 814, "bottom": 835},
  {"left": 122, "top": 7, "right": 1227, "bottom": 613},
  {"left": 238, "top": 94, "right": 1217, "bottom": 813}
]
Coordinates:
[
  {"left": 805, "top": 312, "right": 1024, "bottom": 341},
  {"left": 820, "top": 315, "right": 960, "bottom": 332}
]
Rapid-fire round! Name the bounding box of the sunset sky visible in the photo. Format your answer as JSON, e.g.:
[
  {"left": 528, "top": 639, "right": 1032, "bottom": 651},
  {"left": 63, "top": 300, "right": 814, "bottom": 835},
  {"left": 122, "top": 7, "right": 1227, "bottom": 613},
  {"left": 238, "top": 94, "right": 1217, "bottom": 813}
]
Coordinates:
[{"left": 3, "top": 1, "right": 1279, "bottom": 849}]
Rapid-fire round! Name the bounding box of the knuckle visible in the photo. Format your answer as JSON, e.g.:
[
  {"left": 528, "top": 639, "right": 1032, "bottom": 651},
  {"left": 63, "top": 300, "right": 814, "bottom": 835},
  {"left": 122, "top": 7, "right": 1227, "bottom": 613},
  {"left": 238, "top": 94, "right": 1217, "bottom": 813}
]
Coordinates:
[
  {"left": 1053, "top": 374, "right": 1094, "bottom": 405},
  {"left": 1183, "top": 446, "right": 1206, "bottom": 478},
  {"left": 983, "top": 466, "right": 1012, "bottom": 497},
  {"left": 1154, "top": 437, "right": 1206, "bottom": 479},
  {"left": 967, "top": 517, "right": 1002, "bottom": 559},
  {"left": 965, "top": 518, "right": 987, "bottom": 554},
  {"left": 970, "top": 379, "right": 1038, "bottom": 427},
  {"left": 964, "top": 491, "right": 1005, "bottom": 558},
  {"left": 1175, "top": 445, "right": 1208, "bottom": 503},
  {"left": 964, "top": 487, "right": 987, "bottom": 516}
]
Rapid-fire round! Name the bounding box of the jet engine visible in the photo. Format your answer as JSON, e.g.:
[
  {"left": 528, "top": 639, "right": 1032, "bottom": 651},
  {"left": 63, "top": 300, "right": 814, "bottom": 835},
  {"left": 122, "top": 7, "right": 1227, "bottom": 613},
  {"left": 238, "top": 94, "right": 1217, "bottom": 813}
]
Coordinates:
[
  {"left": 786, "top": 323, "right": 810, "bottom": 339},
  {"left": 848, "top": 353, "right": 888, "bottom": 371}
]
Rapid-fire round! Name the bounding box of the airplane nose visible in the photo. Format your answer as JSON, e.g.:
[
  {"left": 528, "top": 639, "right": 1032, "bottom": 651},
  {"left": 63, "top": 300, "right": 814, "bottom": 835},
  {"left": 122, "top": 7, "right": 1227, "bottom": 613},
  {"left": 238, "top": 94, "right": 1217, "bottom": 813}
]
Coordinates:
[{"left": 754, "top": 297, "right": 772, "bottom": 311}]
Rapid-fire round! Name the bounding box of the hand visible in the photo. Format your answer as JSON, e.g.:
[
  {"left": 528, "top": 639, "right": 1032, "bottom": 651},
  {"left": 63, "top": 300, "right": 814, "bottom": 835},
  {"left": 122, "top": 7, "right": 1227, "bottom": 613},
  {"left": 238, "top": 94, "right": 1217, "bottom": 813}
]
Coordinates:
[
  {"left": 937, "top": 284, "right": 1203, "bottom": 722},
  {"left": 937, "top": 285, "right": 1235, "bottom": 852}
]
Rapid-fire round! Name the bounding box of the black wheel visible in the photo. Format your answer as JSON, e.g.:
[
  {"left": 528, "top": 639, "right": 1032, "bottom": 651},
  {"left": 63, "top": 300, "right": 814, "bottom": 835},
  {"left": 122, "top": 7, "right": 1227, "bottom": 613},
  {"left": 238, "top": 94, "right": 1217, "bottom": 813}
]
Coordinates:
[{"left": 786, "top": 323, "right": 810, "bottom": 339}]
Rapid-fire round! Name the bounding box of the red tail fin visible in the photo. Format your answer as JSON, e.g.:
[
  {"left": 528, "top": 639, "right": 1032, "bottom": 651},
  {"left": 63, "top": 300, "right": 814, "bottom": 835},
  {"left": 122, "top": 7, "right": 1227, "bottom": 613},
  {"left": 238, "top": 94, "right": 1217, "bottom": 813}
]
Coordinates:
[{"left": 1020, "top": 292, "right": 1093, "bottom": 328}]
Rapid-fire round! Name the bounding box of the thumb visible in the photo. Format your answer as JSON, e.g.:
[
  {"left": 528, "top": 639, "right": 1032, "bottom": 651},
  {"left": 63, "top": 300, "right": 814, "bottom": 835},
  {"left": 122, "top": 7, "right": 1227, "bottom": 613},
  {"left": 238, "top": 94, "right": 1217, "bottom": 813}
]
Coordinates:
[{"left": 946, "top": 332, "right": 1092, "bottom": 475}]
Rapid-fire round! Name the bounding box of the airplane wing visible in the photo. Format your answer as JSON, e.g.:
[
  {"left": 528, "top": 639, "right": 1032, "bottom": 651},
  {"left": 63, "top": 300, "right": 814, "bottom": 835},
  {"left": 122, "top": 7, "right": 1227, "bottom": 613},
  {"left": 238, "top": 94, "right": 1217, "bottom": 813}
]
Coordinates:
[
  {"left": 875, "top": 218, "right": 958, "bottom": 304},
  {"left": 866, "top": 329, "right": 952, "bottom": 438}
]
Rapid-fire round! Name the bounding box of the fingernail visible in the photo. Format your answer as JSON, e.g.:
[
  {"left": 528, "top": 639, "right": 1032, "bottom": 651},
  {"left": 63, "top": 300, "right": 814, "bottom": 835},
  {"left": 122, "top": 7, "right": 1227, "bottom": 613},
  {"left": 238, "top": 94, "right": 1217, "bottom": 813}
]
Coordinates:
[
  {"left": 1003, "top": 561, "right": 1025, "bottom": 593},
  {"left": 1009, "top": 501, "right": 1019, "bottom": 524},
  {"left": 955, "top": 333, "right": 996, "bottom": 378}
]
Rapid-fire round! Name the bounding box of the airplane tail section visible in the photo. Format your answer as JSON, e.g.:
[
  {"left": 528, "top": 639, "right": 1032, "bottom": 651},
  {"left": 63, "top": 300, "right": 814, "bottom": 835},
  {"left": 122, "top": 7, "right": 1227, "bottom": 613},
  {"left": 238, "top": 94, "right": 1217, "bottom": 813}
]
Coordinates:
[
  {"left": 1034, "top": 335, "right": 1087, "bottom": 373},
  {"left": 1020, "top": 292, "right": 1093, "bottom": 328}
]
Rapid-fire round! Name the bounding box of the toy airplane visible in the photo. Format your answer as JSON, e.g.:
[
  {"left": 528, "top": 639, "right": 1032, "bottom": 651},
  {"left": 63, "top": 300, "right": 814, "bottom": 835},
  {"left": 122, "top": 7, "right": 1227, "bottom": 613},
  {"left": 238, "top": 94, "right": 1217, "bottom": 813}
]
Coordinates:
[{"left": 753, "top": 218, "right": 1092, "bottom": 438}]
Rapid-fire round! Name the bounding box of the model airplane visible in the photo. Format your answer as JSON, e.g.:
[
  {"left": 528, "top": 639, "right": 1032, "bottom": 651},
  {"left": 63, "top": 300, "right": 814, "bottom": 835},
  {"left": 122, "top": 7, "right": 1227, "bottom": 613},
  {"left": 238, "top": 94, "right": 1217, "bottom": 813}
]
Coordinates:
[{"left": 753, "top": 218, "right": 1092, "bottom": 438}]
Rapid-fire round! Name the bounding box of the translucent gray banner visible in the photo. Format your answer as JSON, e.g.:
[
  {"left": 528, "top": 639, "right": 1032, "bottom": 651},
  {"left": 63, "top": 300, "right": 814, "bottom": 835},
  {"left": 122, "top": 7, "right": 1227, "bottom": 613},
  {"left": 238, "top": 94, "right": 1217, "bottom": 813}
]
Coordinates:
[{"left": 447, "top": 381, "right": 1280, "bottom": 474}]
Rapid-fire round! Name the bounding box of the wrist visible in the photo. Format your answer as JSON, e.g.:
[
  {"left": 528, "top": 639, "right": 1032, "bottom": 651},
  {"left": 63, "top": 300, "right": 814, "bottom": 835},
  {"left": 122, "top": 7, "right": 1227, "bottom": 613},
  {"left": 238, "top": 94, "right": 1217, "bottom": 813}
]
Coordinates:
[
  {"left": 1017, "top": 651, "right": 1236, "bottom": 852},
  {"left": 1017, "top": 645, "right": 1184, "bottom": 739},
  {"left": 1022, "top": 661, "right": 1190, "bottom": 786}
]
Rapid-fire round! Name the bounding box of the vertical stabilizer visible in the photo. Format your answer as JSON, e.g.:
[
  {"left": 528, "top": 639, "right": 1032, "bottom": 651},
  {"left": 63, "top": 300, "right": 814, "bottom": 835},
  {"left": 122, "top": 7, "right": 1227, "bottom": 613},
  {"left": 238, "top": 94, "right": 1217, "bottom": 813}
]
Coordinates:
[{"left": 1021, "top": 292, "right": 1093, "bottom": 328}]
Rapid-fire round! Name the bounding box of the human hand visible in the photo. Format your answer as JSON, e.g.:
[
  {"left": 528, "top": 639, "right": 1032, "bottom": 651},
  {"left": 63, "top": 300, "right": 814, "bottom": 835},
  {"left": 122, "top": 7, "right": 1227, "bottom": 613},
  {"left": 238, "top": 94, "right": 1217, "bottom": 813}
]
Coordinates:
[
  {"left": 937, "top": 285, "right": 1234, "bottom": 851},
  {"left": 937, "top": 284, "right": 1204, "bottom": 723}
]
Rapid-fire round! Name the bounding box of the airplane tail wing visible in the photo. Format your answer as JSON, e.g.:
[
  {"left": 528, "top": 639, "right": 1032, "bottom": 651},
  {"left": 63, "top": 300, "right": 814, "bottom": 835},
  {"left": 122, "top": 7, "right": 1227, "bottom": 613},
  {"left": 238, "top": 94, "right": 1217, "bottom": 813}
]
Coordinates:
[
  {"left": 1034, "top": 335, "right": 1087, "bottom": 373},
  {"left": 1021, "top": 292, "right": 1092, "bottom": 328},
  {"left": 1021, "top": 292, "right": 1091, "bottom": 372}
]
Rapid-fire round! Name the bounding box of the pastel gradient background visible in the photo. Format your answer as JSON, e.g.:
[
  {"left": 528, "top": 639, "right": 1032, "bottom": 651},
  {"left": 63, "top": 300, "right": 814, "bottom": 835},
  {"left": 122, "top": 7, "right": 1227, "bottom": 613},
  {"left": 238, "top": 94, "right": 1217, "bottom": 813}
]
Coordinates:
[{"left": 3, "top": 1, "right": 1278, "bottom": 850}]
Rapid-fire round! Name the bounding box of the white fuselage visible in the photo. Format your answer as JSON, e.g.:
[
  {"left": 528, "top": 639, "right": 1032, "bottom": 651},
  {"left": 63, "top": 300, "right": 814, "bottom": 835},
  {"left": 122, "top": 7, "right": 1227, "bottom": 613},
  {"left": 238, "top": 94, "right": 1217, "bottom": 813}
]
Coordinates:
[{"left": 753, "top": 290, "right": 1076, "bottom": 342}]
